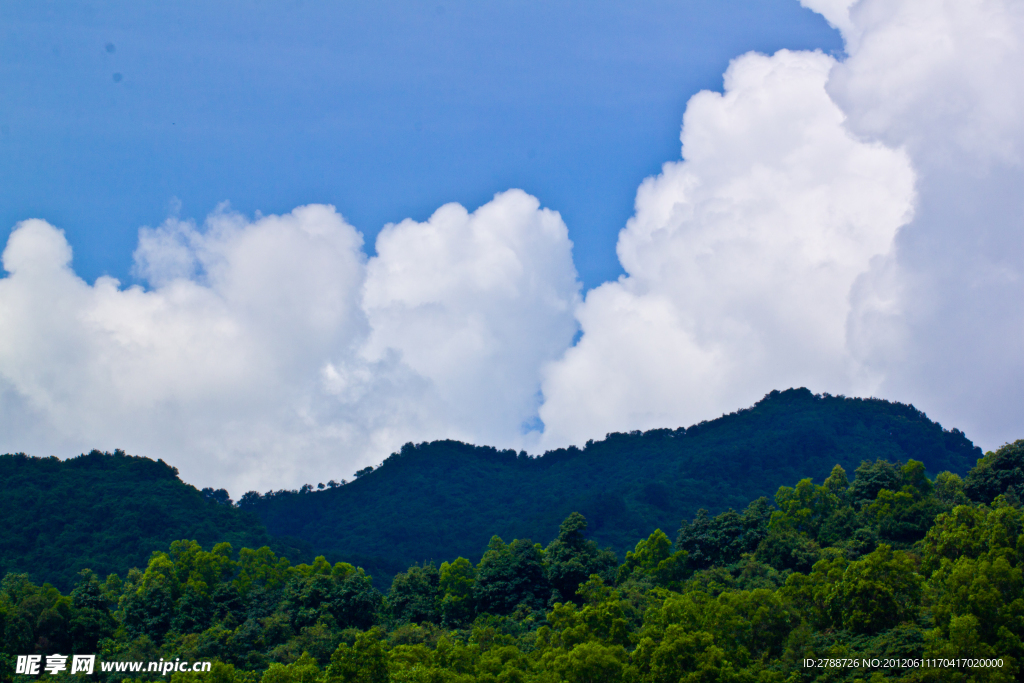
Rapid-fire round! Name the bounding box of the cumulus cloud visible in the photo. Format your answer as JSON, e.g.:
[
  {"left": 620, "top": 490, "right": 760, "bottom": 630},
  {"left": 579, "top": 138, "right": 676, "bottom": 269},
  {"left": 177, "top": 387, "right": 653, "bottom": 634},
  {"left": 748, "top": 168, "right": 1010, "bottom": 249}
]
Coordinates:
[
  {"left": 539, "top": 0, "right": 1022, "bottom": 450},
  {"left": 798, "top": 0, "right": 857, "bottom": 37},
  {"left": 831, "top": 0, "right": 1024, "bottom": 446},
  {"left": 1, "top": 0, "right": 1020, "bottom": 492},
  {"left": 0, "top": 193, "right": 579, "bottom": 492},
  {"left": 360, "top": 191, "right": 579, "bottom": 444},
  {"left": 0, "top": 206, "right": 369, "bottom": 490},
  {"left": 539, "top": 48, "right": 915, "bottom": 445}
]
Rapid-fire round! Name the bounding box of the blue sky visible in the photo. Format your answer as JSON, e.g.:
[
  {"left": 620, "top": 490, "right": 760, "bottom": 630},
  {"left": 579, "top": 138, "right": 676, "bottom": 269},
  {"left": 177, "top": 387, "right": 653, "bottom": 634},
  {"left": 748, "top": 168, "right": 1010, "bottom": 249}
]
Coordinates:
[
  {"left": 0, "top": 0, "right": 1020, "bottom": 492},
  {"left": 1, "top": 0, "right": 841, "bottom": 290}
]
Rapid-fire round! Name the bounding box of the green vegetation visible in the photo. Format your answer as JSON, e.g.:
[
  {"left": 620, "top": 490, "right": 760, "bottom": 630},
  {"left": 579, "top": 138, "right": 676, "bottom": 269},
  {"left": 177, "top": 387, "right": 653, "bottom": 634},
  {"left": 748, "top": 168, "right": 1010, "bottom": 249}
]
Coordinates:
[
  {"left": 0, "top": 390, "right": 980, "bottom": 594},
  {"left": 2, "top": 440, "right": 1021, "bottom": 682},
  {"left": 0, "top": 451, "right": 289, "bottom": 592},
  {"left": 241, "top": 389, "right": 979, "bottom": 581}
]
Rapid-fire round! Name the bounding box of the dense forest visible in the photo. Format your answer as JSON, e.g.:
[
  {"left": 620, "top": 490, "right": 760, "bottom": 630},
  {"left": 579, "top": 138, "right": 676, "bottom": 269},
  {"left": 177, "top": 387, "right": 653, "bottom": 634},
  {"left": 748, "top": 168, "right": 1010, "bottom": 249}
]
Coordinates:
[
  {"left": 2, "top": 439, "right": 1021, "bottom": 682},
  {"left": 0, "top": 390, "right": 981, "bottom": 594},
  {"left": 0, "top": 451, "right": 299, "bottom": 593},
  {"left": 0, "top": 390, "right": 980, "bottom": 594},
  {"left": 240, "top": 389, "right": 980, "bottom": 582}
]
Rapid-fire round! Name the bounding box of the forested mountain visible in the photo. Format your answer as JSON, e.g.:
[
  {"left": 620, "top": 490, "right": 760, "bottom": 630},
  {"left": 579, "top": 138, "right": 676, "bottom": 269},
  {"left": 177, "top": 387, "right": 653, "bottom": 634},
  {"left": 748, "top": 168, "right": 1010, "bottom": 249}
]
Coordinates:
[
  {"left": 239, "top": 389, "right": 980, "bottom": 582},
  {"left": 0, "top": 450, "right": 281, "bottom": 592},
  {"left": 2, "top": 440, "right": 1021, "bottom": 682},
  {"left": 0, "top": 389, "right": 979, "bottom": 595}
]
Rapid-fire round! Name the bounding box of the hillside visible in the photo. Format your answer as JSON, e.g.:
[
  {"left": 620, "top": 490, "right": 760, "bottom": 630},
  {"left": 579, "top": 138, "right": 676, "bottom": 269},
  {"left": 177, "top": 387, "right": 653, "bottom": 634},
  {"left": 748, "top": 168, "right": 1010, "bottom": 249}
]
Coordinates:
[
  {"left": 0, "top": 389, "right": 982, "bottom": 592},
  {"left": 4, "top": 441, "right": 1022, "bottom": 681},
  {"left": 0, "top": 449, "right": 279, "bottom": 591},
  {"left": 239, "top": 388, "right": 981, "bottom": 579}
]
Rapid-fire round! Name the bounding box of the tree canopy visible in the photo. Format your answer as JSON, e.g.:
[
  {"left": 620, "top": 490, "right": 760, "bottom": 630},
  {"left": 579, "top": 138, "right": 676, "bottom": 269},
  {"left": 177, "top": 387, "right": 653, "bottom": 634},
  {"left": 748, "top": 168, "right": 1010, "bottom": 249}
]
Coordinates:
[
  {"left": 240, "top": 389, "right": 979, "bottom": 584},
  {"left": 2, "top": 443, "right": 1021, "bottom": 682}
]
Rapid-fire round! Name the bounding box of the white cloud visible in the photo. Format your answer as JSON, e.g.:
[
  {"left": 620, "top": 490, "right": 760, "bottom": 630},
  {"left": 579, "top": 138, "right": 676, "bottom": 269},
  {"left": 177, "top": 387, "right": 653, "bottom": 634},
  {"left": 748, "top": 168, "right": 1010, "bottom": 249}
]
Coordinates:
[
  {"left": 361, "top": 190, "right": 579, "bottom": 445},
  {"left": 0, "top": 206, "right": 369, "bottom": 491},
  {"left": 539, "top": 0, "right": 1023, "bottom": 451},
  {"left": 798, "top": 0, "right": 857, "bottom": 37},
  {"left": 538, "top": 49, "right": 915, "bottom": 445},
  {"left": 1, "top": 0, "right": 1020, "bottom": 493},
  {"left": 832, "top": 0, "right": 1024, "bottom": 447},
  {"left": 0, "top": 194, "right": 579, "bottom": 492}
]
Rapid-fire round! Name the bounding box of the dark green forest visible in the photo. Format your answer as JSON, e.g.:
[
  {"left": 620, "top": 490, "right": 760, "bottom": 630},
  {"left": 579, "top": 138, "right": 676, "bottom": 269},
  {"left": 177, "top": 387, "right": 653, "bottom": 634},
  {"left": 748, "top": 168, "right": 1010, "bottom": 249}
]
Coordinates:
[
  {"left": 239, "top": 389, "right": 980, "bottom": 581},
  {"left": 2, "top": 439, "right": 1022, "bottom": 682},
  {"left": 1, "top": 390, "right": 980, "bottom": 594},
  {"left": 0, "top": 451, "right": 301, "bottom": 593}
]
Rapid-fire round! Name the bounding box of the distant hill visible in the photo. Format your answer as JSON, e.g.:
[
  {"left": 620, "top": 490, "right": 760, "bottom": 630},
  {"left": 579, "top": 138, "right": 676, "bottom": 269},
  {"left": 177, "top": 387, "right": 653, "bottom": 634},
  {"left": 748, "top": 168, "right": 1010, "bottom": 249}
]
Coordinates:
[
  {"left": 0, "top": 389, "right": 982, "bottom": 591},
  {"left": 239, "top": 388, "right": 981, "bottom": 581},
  {"left": 0, "top": 449, "right": 279, "bottom": 591}
]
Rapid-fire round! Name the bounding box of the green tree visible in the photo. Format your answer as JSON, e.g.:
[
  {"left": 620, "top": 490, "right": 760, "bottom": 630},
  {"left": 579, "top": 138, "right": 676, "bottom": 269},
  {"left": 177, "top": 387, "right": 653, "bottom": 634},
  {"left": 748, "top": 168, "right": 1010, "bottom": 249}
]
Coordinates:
[
  {"left": 120, "top": 558, "right": 177, "bottom": 642},
  {"left": 323, "top": 628, "right": 389, "bottom": 683},
  {"left": 770, "top": 477, "right": 841, "bottom": 539},
  {"left": 386, "top": 563, "right": 439, "bottom": 626},
  {"left": 632, "top": 627, "right": 735, "bottom": 683},
  {"left": 69, "top": 569, "right": 116, "bottom": 651},
  {"left": 234, "top": 546, "right": 292, "bottom": 597},
  {"left": 170, "top": 580, "right": 214, "bottom": 634},
  {"left": 675, "top": 497, "right": 773, "bottom": 570},
  {"left": 545, "top": 513, "right": 617, "bottom": 604},
  {"left": 964, "top": 439, "right": 1024, "bottom": 505},
  {"left": 546, "top": 576, "right": 631, "bottom": 648},
  {"left": 921, "top": 500, "right": 1024, "bottom": 665},
  {"left": 286, "top": 559, "right": 382, "bottom": 631},
  {"left": 755, "top": 527, "right": 821, "bottom": 573},
  {"left": 849, "top": 459, "right": 904, "bottom": 507},
  {"left": 260, "top": 652, "right": 321, "bottom": 683},
  {"left": 561, "top": 641, "right": 627, "bottom": 683},
  {"left": 827, "top": 544, "right": 924, "bottom": 634},
  {"left": 437, "top": 557, "right": 476, "bottom": 627},
  {"left": 616, "top": 529, "right": 688, "bottom": 588},
  {"left": 474, "top": 537, "right": 549, "bottom": 615}
]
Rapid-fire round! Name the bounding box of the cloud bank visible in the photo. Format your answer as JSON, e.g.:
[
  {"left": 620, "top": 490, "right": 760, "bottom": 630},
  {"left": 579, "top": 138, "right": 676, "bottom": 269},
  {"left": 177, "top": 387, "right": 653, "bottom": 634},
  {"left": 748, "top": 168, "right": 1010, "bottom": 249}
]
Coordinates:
[
  {"left": 0, "top": 192, "right": 579, "bottom": 491},
  {"left": 539, "top": 48, "right": 915, "bottom": 444},
  {"left": 543, "top": 0, "right": 1022, "bottom": 450},
  {"left": 1, "top": 0, "right": 1020, "bottom": 492}
]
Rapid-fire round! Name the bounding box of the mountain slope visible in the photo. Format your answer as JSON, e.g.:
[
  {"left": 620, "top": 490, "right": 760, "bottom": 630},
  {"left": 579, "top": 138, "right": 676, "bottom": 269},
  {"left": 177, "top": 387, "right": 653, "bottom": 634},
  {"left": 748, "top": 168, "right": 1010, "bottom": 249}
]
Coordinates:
[
  {"left": 240, "top": 388, "right": 980, "bottom": 578},
  {"left": 0, "top": 449, "right": 275, "bottom": 591}
]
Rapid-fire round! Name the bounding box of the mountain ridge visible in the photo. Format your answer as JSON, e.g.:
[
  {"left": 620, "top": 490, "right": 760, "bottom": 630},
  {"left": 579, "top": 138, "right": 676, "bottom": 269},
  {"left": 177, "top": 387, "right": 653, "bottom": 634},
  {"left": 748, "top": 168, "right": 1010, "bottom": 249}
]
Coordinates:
[
  {"left": 0, "top": 388, "right": 982, "bottom": 590},
  {"left": 239, "top": 388, "right": 980, "bottom": 580}
]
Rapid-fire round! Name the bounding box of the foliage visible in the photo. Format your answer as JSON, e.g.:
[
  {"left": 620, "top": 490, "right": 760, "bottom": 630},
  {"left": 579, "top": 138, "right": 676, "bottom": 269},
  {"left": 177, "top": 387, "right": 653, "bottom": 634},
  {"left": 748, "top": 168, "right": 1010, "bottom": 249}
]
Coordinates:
[
  {"left": 544, "top": 513, "right": 618, "bottom": 605},
  {"left": 615, "top": 530, "right": 688, "bottom": 589},
  {"left": 0, "top": 406, "right": 1015, "bottom": 682},
  {"left": 2, "top": 442, "right": 1022, "bottom": 682},
  {"left": 964, "top": 439, "right": 1024, "bottom": 505},
  {"left": 675, "top": 497, "right": 772, "bottom": 570},
  {"left": 0, "top": 391, "right": 979, "bottom": 594},
  {"left": 238, "top": 389, "right": 979, "bottom": 584},
  {"left": 0, "top": 451, "right": 275, "bottom": 592}
]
